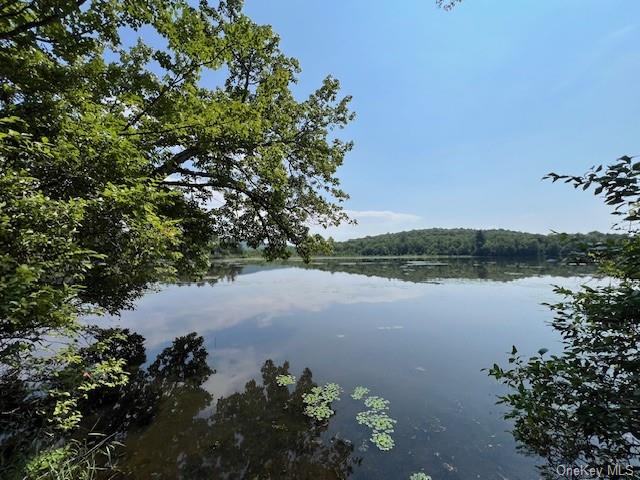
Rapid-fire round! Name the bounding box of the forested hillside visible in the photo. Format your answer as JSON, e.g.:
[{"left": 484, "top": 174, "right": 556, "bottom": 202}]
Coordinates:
[{"left": 332, "top": 228, "right": 619, "bottom": 258}]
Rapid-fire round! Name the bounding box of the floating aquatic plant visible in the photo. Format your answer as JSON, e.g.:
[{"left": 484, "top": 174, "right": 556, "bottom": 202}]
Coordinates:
[
  {"left": 409, "top": 473, "right": 432, "bottom": 480},
  {"left": 301, "top": 383, "right": 397, "bottom": 451},
  {"left": 275, "top": 374, "right": 296, "bottom": 387},
  {"left": 355, "top": 394, "right": 397, "bottom": 451},
  {"left": 303, "top": 383, "right": 341, "bottom": 421},
  {"left": 351, "top": 386, "right": 370, "bottom": 400},
  {"left": 356, "top": 410, "right": 396, "bottom": 432},
  {"left": 364, "top": 395, "right": 390, "bottom": 411},
  {"left": 370, "top": 432, "right": 395, "bottom": 451},
  {"left": 304, "top": 403, "right": 334, "bottom": 420}
]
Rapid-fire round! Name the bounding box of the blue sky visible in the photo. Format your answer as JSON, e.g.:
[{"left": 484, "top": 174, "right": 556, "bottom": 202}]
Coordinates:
[{"left": 240, "top": 0, "right": 640, "bottom": 240}]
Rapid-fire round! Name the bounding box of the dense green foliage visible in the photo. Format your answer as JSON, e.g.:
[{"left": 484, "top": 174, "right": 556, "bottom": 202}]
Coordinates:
[
  {"left": 0, "top": 0, "right": 353, "bottom": 476},
  {"left": 332, "top": 228, "right": 618, "bottom": 258},
  {"left": 489, "top": 156, "right": 640, "bottom": 479},
  {"left": 290, "top": 258, "right": 597, "bottom": 283},
  {"left": 1, "top": 0, "right": 354, "bottom": 296}
]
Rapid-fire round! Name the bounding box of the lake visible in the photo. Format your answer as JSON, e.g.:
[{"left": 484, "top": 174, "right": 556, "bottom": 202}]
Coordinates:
[{"left": 99, "top": 259, "right": 597, "bottom": 479}]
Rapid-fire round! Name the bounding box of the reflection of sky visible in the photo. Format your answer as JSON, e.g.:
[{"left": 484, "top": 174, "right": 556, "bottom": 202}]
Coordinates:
[
  {"left": 201, "top": 346, "right": 267, "bottom": 404},
  {"left": 103, "top": 268, "right": 596, "bottom": 410},
  {"left": 105, "top": 265, "right": 601, "bottom": 479},
  {"left": 107, "top": 268, "right": 426, "bottom": 348}
]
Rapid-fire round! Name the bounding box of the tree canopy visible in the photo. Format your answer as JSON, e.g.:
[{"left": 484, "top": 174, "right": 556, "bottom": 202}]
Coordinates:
[
  {"left": 1, "top": 0, "right": 353, "bottom": 309},
  {"left": 1, "top": 0, "right": 353, "bottom": 475},
  {"left": 331, "top": 228, "right": 619, "bottom": 259}
]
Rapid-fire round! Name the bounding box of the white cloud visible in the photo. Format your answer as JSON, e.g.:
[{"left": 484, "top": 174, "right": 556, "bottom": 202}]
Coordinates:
[
  {"left": 103, "top": 268, "right": 424, "bottom": 348},
  {"left": 311, "top": 209, "right": 424, "bottom": 241}
]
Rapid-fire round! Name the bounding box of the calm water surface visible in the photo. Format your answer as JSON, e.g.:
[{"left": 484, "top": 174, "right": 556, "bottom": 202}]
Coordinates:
[{"left": 104, "top": 260, "right": 597, "bottom": 479}]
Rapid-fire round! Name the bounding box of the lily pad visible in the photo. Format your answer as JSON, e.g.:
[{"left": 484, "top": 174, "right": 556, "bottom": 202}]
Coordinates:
[{"left": 275, "top": 374, "right": 296, "bottom": 387}]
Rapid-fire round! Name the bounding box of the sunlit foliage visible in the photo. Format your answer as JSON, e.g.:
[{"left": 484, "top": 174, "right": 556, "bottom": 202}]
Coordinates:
[
  {"left": 1, "top": 0, "right": 353, "bottom": 476},
  {"left": 489, "top": 156, "right": 640, "bottom": 479}
]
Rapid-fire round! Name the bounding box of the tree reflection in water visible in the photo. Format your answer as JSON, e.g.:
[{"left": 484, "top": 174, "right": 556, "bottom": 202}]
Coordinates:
[{"left": 78, "top": 331, "right": 359, "bottom": 479}]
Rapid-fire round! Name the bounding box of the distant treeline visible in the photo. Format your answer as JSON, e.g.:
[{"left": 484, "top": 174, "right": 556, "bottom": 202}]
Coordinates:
[{"left": 330, "top": 228, "right": 621, "bottom": 258}]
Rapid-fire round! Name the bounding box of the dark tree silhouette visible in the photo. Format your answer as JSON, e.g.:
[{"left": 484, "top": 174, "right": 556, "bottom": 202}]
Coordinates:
[{"left": 67, "top": 331, "right": 359, "bottom": 479}]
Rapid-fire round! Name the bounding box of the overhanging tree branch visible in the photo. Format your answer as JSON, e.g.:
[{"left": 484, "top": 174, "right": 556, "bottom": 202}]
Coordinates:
[
  {"left": 0, "top": 0, "right": 87, "bottom": 39},
  {"left": 152, "top": 146, "right": 201, "bottom": 178}
]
